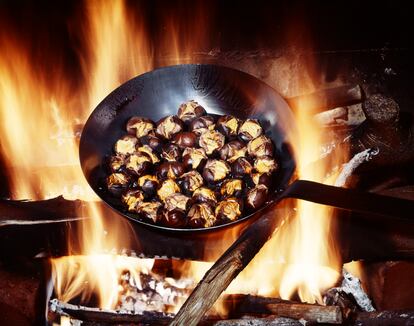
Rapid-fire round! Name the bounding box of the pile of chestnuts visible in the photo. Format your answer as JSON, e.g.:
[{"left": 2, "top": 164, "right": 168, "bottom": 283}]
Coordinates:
[{"left": 105, "top": 100, "right": 278, "bottom": 228}]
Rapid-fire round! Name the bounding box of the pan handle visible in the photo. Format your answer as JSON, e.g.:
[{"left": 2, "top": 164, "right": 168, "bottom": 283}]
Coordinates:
[{"left": 280, "top": 180, "right": 414, "bottom": 220}]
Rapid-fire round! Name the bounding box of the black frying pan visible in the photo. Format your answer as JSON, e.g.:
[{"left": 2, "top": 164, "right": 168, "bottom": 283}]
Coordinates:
[{"left": 79, "top": 64, "right": 414, "bottom": 233}]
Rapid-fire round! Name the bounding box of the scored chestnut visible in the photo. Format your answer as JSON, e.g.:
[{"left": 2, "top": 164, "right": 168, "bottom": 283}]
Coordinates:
[
  {"left": 172, "top": 131, "right": 197, "bottom": 149},
  {"left": 136, "top": 201, "right": 163, "bottom": 223},
  {"left": 156, "top": 162, "right": 185, "bottom": 180},
  {"left": 157, "top": 179, "right": 180, "bottom": 202},
  {"left": 248, "top": 172, "right": 272, "bottom": 189},
  {"left": 238, "top": 119, "right": 263, "bottom": 142},
  {"left": 137, "top": 145, "right": 160, "bottom": 164},
  {"left": 202, "top": 159, "right": 231, "bottom": 183},
  {"left": 216, "top": 115, "right": 239, "bottom": 138},
  {"left": 219, "top": 140, "right": 247, "bottom": 163},
  {"left": 107, "top": 173, "right": 129, "bottom": 197},
  {"left": 199, "top": 130, "right": 225, "bottom": 155},
  {"left": 245, "top": 184, "right": 268, "bottom": 210},
  {"left": 187, "top": 203, "right": 216, "bottom": 228},
  {"left": 190, "top": 115, "right": 215, "bottom": 136},
  {"left": 122, "top": 189, "right": 145, "bottom": 212},
  {"left": 215, "top": 197, "right": 243, "bottom": 221},
  {"left": 140, "top": 132, "right": 163, "bottom": 153},
  {"left": 253, "top": 156, "right": 278, "bottom": 174},
  {"left": 247, "top": 135, "right": 274, "bottom": 157},
  {"left": 231, "top": 157, "right": 253, "bottom": 177},
  {"left": 192, "top": 186, "right": 217, "bottom": 205},
  {"left": 161, "top": 143, "right": 182, "bottom": 162},
  {"left": 164, "top": 193, "right": 191, "bottom": 212},
  {"left": 126, "top": 116, "right": 155, "bottom": 138},
  {"left": 220, "top": 179, "right": 243, "bottom": 198},
  {"left": 125, "top": 152, "right": 152, "bottom": 176},
  {"left": 108, "top": 154, "right": 126, "bottom": 173},
  {"left": 182, "top": 148, "right": 207, "bottom": 170},
  {"left": 155, "top": 115, "right": 184, "bottom": 140},
  {"left": 114, "top": 135, "right": 139, "bottom": 155},
  {"left": 138, "top": 174, "right": 159, "bottom": 197},
  {"left": 160, "top": 209, "right": 186, "bottom": 227},
  {"left": 179, "top": 170, "right": 204, "bottom": 194},
  {"left": 177, "top": 100, "right": 206, "bottom": 123}
]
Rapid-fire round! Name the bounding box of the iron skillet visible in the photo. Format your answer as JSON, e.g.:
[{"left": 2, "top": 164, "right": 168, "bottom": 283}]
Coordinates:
[{"left": 79, "top": 64, "right": 414, "bottom": 233}]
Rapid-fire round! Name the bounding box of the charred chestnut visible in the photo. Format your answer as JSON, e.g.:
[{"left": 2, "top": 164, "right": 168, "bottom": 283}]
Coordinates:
[
  {"left": 138, "top": 174, "right": 159, "bottom": 196},
  {"left": 182, "top": 148, "right": 207, "bottom": 170},
  {"left": 202, "top": 159, "right": 230, "bottom": 183},
  {"left": 107, "top": 173, "right": 129, "bottom": 197},
  {"left": 160, "top": 209, "right": 186, "bottom": 227},
  {"left": 246, "top": 184, "right": 268, "bottom": 210},
  {"left": 219, "top": 140, "right": 247, "bottom": 163},
  {"left": 187, "top": 203, "right": 216, "bottom": 228},
  {"left": 231, "top": 157, "right": 253, "bottom": 177},
  {"left": 114, "top": 135, "right": 139, "bottom": 155},
  {"left": 253, "top": 156, "right": 278, "bottom": 174},
  {"left": 137, "top": 145, "right": 160, "bottom": 164},
  {"left": 126, "top": 117, "right": 154, "bottom": 138},
  {"left": 161, "top": 143, "right": 182, "bottom": 162},
  {"left": 177, "top": 100, "right": 206, "bottom": 123},
  {"left": 199, "top": 130, "right": 225, "bottom": 155},
  {"left": 157, "top": 179, "right": 180, "bottom": 202},
  {"left": 156, "top": 162, "right": 185, "bottom": 180},
  {"left": 164, "top": 193, "right": 191, "bottom": 212},
  {"left": 216, "top": 115, "right": 239, "bottom": 138},
  {"left": 109, "top": 154, "right": 126, "bottom": 173},
  {"left": 220, "top": 179, "right": 243, "bottom": 198},
  {"left": 155, "top": 115, "right": 184, "bottom": 140},
  {"left": 140, "top": 132, "right": 163, "bottom": 153},
  {"left": 122, "top": 189, "right": 145, "bottom": 212},
  {"left": 136, "top": 201, "right": 163, "bottom": 223},
  {"left": 190, "top": 115, "right": 215, "bottom": 136},
  {"left": 247, "top": 135, "right": 274, "bottom": 157},
  {"left": 125, "top": 153, "right": 152, "bottom": 176},
  {"left": 172, "top": 132, "right": 197, "bottom": 149},
  {"left": 179, "top": 170, "right": 204, "bottom": 194},
  {"left": 238, "top": 119, "right": 263, "bottom": 142},
  {"left": 249, "top": 172, "right": 272, "bottom": 189},
  {"left": 192, "top": 186, "right": 217, "bottom": 205},
  {"left": 215, "top": 197, "right": 243, "bottom": 221}
]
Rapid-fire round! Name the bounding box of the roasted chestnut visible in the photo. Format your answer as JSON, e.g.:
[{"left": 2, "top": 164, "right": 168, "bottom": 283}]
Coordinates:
[
  {"left": 125, "top": 153, "right": 152, "bottom": 176},
  {"left": 122, "top": 189, "right": 145, "bottom": 211},
  {"left": 155, "top": 115, "right": 184, "bottom": 140},
  {"left": 247, "top": 135, "right": 274, "bottom": 157},
  {"left": 182, "top": 148, "right": 207, "bottom": 170},
  {"left": 114, "top": 135, "right": 139, "bottom": 155},
  {"left": 215, "top": 197, "right": 243, "bottom": 221},
  {"left": 199, "top": 130, "right": 225, "bottom": 155},
  {"left": 107, "top": 173, "right": 129, "bottom": 197},
  {"left": 108, "top": 154, "right": 126, "bottom": 173},
  {"left": 190, "top": 115, "right": 215, "bottom": 136},
  {"left": 160, "top": 209, "right": 186, "bottom": 227},
  {"left": 137, "top": 145, "right": 160, "bottom": 164},
  {"left": 231, "top": 157, "right": 253, "bottom": 177},
  {"left": 136, "top": 201, "right": 163, "bottom": 223},
  {"left": 157, "top": 179, "right": 180, "bottom": 202},
  {"left": 179, "top": 170, "right": 204, "bottom": 194},
  {"left": 126, "top": 116, "right": 155, "bottom": 138},
  {"left": 216, "top": 115, "right": 239, "bottom": 138},
  {"left": 187, "top": 203, "right": 216, "bottom": 228},
  {"left": 192, "top": 187, "right": 217, "bottom": 205},
  {"left": 140, "top": 132, "right": 163, "bottom": 153},
  {"left": 138, "top": 174, "right": 159, "bottom": 196},
  {"left": 156, "top": 162, "right": 185, "bottom": 180},
  {"left": 219, "top": 140, "right": 247, "bottom": 163},
  {"left": 249, "top": 172, "right": 272, "bottom": 189},
  {"left": 238, "top": 119, "right": 263, "bottom": 142},
  {"left": 220, "top": 179, "right": 243, "bottom": 198},
  {"left": 161, "top": 143, "right": 182, "bottom": 162},
  {"left": 177, "top": 100, "right": 206, "bottom": 123},
  {"left": 164, "top": 193, "right": 191, "bottom": 212},
  {"left": 202, "top": 159, "right": 230, "bottom": 183},
  {"left": 245, "top": 184, "right": 268, "bottom": 210},
  {"left": 172, "top": 132, "right": 197, "bottom": 149},
  {"left": 253, "top": 156, "right": 278, "bottom": 174}
]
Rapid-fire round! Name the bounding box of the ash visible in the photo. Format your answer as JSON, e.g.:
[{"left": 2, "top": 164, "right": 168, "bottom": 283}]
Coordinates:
[{"left": 116, "top": 270, "right": 194, "bottom": 314}]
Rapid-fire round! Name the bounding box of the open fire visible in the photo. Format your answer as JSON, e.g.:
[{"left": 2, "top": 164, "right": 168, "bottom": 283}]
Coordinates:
[{"left": 1, "top": 0, "right": 397, "bottom": 324}]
